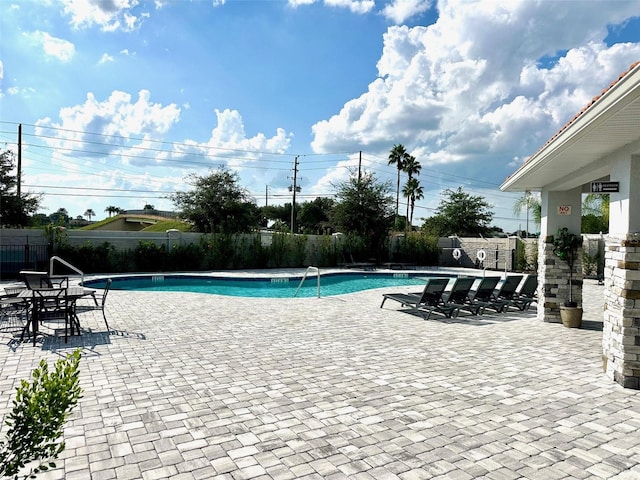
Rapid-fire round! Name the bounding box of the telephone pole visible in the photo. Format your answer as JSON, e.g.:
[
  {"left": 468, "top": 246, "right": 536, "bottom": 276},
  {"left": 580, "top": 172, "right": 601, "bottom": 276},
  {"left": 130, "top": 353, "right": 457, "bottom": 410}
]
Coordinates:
[
  {"left": 290, "top": 156, "right": 299, "bottom": 233},
  {"left": 17, "top": 124, "right": 22, "bottom": 197}
]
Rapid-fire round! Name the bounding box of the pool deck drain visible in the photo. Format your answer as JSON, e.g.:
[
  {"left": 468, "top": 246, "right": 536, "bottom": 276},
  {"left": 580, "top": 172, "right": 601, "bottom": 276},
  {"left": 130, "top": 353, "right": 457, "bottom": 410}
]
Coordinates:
[{"left": 1, "top": 272, "right": 639, "bottom": 479}]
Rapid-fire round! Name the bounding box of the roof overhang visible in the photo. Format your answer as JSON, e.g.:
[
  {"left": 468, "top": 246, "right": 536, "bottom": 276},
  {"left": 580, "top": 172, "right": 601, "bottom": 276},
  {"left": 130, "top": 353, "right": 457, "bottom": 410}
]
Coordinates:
[{"left": 501, "top": 62, "right": 640, "bottom": 192}]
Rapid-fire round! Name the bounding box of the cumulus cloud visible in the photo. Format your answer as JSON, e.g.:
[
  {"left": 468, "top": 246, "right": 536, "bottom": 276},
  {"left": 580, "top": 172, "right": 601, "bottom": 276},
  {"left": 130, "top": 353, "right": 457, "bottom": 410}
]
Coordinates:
[
  {"left": 311, "top": 0, "right": 640, "bottom": 181},
  {"left": 382, "top": 0, "right": 431, "bottom": 24},
  {"left": 33, "top": 90, "right": 292, "bottom": 189},
  {"left": 288, "top": 0, "right": 375, "bottom": 14},
  {"left": 35, "top": 90, "right": 181, "bottom": 164},
  {"left": 62, "top": 0, "right": 142, "bottom": 32},
  {"left": 27, "top": 31, "right": 75, "bottom": 62}
]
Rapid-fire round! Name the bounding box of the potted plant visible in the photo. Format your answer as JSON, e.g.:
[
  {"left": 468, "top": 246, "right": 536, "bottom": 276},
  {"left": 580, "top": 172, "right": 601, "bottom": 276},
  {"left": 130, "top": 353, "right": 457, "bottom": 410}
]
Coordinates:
[{"left": 552, "top": 227, "right": 583, "bottom": 327}]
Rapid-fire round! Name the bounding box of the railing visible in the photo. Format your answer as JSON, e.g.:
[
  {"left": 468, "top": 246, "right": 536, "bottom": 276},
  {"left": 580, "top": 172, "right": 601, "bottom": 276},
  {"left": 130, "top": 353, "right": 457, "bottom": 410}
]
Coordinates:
[
  {"left": 49, "top": 256, "right": 84, "bottom": 285},
  {"left": 294, "top": 266, "right": 320, "bottom": 298}
]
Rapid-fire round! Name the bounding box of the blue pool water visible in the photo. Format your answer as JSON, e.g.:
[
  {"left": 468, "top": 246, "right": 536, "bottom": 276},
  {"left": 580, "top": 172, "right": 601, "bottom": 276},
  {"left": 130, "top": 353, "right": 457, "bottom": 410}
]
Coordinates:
[{"left": 84, "top": 272, "right": 456, "bottom": 298}]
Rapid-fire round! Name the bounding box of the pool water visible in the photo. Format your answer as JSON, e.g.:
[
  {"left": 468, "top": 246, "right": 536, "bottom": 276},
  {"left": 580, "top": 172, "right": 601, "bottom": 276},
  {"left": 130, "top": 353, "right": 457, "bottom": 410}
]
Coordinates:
[{"left": 85, "top": 273, "right": 454, "bottom": 298}]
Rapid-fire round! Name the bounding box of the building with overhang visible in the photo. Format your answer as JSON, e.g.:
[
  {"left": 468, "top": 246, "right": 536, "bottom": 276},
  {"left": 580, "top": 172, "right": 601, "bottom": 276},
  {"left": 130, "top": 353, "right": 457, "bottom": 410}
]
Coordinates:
[{"left": 501, "top": 61, "right": 640, "bottom": 389}]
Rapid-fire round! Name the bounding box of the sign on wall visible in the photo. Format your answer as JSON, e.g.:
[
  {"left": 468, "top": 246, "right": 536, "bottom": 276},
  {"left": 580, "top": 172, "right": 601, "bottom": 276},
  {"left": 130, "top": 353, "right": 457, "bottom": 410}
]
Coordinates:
[
  {"left": 557, "top": 205, "right": 572, "bottom": 215},
  {"left": 591, "top": 181, "right": 619, "bottom": 193}
]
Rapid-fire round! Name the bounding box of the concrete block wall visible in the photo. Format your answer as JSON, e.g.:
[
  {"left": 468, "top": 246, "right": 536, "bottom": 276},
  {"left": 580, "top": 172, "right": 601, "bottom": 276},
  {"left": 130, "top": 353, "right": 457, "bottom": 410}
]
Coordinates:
[{"left": 602, "top": 233, "right": 640, "bottom": 389}]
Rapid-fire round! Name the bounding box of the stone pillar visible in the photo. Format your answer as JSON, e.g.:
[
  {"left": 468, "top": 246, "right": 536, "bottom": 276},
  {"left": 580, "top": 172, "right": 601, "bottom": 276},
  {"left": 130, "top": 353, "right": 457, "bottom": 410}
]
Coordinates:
[
  {"left": 538, "top": 237, "right": 583, "bottom": 323},
  {"left": 602, "top": 233, "right": 640, "bottom": 389},
  {"left": 538, "top": 187, "right": 583, "bottom": 323}
]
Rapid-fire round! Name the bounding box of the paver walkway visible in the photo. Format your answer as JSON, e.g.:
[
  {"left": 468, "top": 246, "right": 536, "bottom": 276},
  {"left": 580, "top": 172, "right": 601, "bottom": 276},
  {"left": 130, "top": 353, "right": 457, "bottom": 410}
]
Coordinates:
[{"left": 1, "top": 273, "right": 639, "bottom": 480}]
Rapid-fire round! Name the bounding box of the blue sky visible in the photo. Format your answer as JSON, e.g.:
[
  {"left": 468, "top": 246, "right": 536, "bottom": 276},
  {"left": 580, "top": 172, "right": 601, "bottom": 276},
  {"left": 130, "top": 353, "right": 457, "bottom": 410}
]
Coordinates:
[{"left": 1, "top": 0, "right": 639, "bottom": 233}]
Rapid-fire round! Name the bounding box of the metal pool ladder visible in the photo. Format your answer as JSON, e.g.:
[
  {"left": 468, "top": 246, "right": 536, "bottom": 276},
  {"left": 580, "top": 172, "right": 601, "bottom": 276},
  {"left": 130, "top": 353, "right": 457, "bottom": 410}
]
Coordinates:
[{"left": 294, "top": 266, "right": 320, "bottom": 298}]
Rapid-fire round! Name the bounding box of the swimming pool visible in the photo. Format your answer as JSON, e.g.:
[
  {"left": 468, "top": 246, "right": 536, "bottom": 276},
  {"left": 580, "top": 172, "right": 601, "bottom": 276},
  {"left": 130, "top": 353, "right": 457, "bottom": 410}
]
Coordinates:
[{"left": 84, "top": 272, "right": 458, "bottom": 298}]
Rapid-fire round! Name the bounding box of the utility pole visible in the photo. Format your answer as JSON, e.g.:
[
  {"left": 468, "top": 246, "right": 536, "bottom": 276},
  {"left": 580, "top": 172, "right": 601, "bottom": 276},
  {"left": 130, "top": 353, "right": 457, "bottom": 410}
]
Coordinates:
[
  {"left": 265, "top": 185, "right": 269, "bottom": 206},
  {"left": 358, "top": 150, "right": 362, "bottom": 184},
  {"left": 17, "top": 124, "right": 22, "bottom": 197},
  {"left": 290, "top": 156, "right": 299, "bottom": 234}
]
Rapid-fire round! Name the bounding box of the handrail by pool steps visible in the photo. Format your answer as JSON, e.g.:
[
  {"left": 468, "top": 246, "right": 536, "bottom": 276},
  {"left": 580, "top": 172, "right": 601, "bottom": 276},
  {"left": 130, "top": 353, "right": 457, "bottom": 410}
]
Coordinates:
[
  {"left": 295, "top": 266, "right": 320, "bottom": 298},
  {"left": 49, "top": 255, "right": 84, "bottom": 285}
]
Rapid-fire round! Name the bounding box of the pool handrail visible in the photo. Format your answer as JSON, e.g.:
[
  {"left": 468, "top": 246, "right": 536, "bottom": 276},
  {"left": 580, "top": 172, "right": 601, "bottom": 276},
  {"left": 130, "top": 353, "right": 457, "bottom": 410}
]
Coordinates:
[
  {"left": 295, "top": 266, "right": 320, "bottom": 298},
  {"left": 49, "top": 255, "right": 84, "bottom": 285}
]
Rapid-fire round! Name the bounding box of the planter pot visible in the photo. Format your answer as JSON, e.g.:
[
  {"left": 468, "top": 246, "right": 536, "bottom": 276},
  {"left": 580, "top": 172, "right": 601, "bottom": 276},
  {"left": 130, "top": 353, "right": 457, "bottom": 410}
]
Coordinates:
[{"left": 560, "top": 305, "right": 583, "bottom": 328}]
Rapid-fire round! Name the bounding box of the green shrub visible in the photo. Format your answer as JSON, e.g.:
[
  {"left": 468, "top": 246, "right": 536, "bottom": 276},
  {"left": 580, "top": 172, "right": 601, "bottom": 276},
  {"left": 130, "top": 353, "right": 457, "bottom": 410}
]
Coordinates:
[
  {"left": 134, "top": 241, "right": 166, "bottom": 272},
  {"left": 0, "top": 350, "right": 82, "bottom": 479},
  {"left": 393, "top": 232, "right": 440, "bottom": 265}
]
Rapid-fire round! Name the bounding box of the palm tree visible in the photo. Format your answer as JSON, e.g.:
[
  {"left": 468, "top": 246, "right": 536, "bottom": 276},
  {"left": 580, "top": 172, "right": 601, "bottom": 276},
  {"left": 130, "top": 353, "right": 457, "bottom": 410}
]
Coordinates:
[
  {"left": 402, "top": 155, "right": 421, "bottom": 224},
  {"left": 513, "top": 190, "right": 541, "bottom": 237},
  {"left": 583, "top": 193, "right": 609, "bottom": 222},
  {"left": 402, "top": 177, "right": 424, "bottom": 228},
  {"left": 388, "top": 144, "right": 410, "bottom": 228},
  {"left": 84, "top": 208, "right": 96, "bottom": 222},
  {"left": 105, "top": 205, "right": 119, "bottom": 217}
]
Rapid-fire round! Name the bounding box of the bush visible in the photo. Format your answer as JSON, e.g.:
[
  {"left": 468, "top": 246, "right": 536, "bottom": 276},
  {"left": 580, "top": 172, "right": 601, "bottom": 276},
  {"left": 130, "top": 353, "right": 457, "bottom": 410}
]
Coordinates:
[{"left": 0, "top": 350, "right": 82, "bottom": 479}]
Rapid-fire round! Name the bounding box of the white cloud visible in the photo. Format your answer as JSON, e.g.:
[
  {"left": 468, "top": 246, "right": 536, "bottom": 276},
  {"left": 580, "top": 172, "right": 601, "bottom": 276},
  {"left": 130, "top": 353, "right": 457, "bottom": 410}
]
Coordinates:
[
  {"left": 27, "top": 31, "right": 75, "bottom": 62},
  {"left": 98, "top": 53, "right": 114, "bottom": 64},
  {"left": 33, "top": 91, "right": 292, "bottom": 192},
  {"left": 325, "top": 0, "right": 375, "bottom": 14},
  {"left": 288, "top": 0, "right": 374, "bottom": 14},
  {"left": 382, "top": 0, "right": 431, "bottom": 24},
  {"left": 311, "top": 0, "right": 640, "bottom": 176},
  {"left": 34, "top": 90, "right": 181, "bottom": 164},
  {"left": 62, "top": 0, "right": 142, "bottom": 32}
]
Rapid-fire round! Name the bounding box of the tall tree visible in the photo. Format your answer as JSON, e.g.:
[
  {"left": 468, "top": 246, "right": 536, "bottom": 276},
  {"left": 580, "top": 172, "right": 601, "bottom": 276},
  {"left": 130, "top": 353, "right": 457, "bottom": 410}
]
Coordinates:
[
  {"left": 84, "top": 209, "right": 95, "bottom": 222},
  {"left": 331, "top": 170, "right": 394, "bottom": 257},
  {"left": 105, "top": 205, "right": 120, "bottom": 217},
  {"left": 0, "top": 150, "right": 40, "bottom": 227},
  {"left": 402, "top": 155, "right": 422, "bottom": 226},
  {"left": 387, "top": 144, "right": 410, "bottom": 228},
  {"left": 297, "top": 197, "right": 335, "bottom": 234},
  {"left": 402, "top": 177, "right": 424, "bottom": 228},
  {"left": 422, "top": 187, "right": 494, "bottom": 237},
  {"left": 170, "top": 167, "right": 259, "bottom": 233},
  {"left": 512, "top": 190, "right": 541, "bottom": 237}
]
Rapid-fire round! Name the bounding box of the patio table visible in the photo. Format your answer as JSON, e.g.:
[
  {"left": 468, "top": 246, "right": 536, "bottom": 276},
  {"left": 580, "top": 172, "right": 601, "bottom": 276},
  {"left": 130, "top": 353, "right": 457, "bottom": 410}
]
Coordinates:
[{"left": 18, "top": 287, "right": 94, "bottom": 346}]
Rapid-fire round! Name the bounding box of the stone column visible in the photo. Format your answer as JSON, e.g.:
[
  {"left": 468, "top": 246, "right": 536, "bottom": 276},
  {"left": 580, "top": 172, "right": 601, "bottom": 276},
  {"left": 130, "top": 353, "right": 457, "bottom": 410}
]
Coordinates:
[
  {"left": 538, "top": 237, "right": 583, "bottom": 323},
  {"left": 538, "top": 187, "right": 583, "bottom": 323},
  {"left": 602, "top": 233, "right": 640, "bottom": 390}
]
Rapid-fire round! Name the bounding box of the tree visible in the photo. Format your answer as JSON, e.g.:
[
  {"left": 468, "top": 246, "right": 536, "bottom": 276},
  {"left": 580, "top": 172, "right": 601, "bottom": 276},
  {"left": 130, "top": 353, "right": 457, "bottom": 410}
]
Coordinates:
[
  {"left": 402, "top": 155, "right": 421, "bottom": 226},
  {"left": 84, "top": 209, "right": 95, "bottom": 222},
  {"left": 387, "top": 144, "right": 410, "bottom": 228},
  {"left": 402, "top": 177, "right": 424, "bottom": 228},
  {"left": 512, "top": 190, "right": 541, "bottom": 237},
  {"left": 422, "top": 187, "right": 494, "bottom": 237},
  {"left": 331, "top": 170, "right": 394, "bottom": 256},
  {"left": 170, "top": 167, "right": 260, "bottom": 233},
  {"left": 0, "top": 150, "right": 41, "bottom": 227},
  {"left": 104, "top": 206, "right": 120, "bottom": 217},
  {"left": 297, "top": 197, "right": 335, "bottom": 234},
  {"left": 49, "top": 208, "right": 69, "bottom": 226},
  {"left": 582, "top": 193, "right": 609, "bottom": 233},
  {"left": 260, "top": 204, "right": 291, "bottom": 229}
]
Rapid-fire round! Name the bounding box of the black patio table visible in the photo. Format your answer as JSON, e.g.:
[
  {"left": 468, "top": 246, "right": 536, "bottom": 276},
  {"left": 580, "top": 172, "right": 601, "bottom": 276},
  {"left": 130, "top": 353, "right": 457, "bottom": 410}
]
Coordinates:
[{"left": 18, "top": 286, "right": 94, "bottom": 346}]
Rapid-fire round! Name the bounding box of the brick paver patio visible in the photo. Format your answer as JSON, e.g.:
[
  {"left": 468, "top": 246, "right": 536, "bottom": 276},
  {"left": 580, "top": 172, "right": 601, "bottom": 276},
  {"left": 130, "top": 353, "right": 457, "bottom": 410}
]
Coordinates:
[{"left": 1, "top": 272, "right": 639, "bottom": 479}]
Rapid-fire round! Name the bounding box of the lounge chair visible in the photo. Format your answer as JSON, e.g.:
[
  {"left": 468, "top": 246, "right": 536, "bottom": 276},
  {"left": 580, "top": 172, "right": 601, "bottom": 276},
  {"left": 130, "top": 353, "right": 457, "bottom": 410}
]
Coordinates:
[
  {"left": 380, "top": 277, "right": 450, "bottom": 319},
  {"left": 508, "top": 274, "right": 538, "bottom": 311},
  {"left": 435, "top": 276, "right": 479, "bottom": 317},
  {"left": 466, "top": 276, "right": 501, "bottom": 314},
  {"left": 476, "top": 275, "right": 524, "bottom": 313}
]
